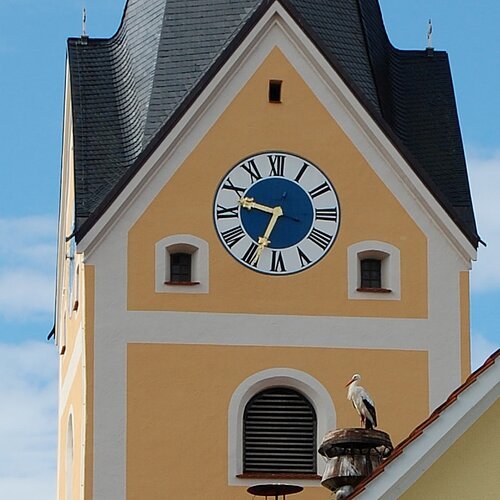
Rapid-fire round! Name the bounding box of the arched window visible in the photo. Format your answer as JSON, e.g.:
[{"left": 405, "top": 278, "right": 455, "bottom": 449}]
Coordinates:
[
  {"left": 228, "top": 368, "right": 335, "bottom": 484},
  {"left": 243, "top": 387, "right": 317, "bottom": 474}
]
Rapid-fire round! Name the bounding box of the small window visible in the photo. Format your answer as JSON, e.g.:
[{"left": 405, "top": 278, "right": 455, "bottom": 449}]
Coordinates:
[
  {"left": 155, "top": 235, "right": 209, "bottom": 293},
  {"left": 170, "top": 253, "right": 192, "bottom": 283},
  {"left": 269, "top": 80, "right": 282, "bottom": 103},
  {"left": 243, "top": 387, "right": 316, "bottom": 474},
  {"left": 348, "top": 241, "right": 400, "bottom": 300},
  {"left": 360, "top": 258, "right": 381, "bottom": 289}
]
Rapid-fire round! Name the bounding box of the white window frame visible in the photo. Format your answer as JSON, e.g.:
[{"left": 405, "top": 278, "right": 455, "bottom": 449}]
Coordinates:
[
  {"left": 227, "top": 368, "right": 336, "bottom": 486},
  {"left": 348, "top": 241, "right": 401, "bottom": 300},
  {"left": 155, "top": 234, "right": 209, "bottom": 294}
]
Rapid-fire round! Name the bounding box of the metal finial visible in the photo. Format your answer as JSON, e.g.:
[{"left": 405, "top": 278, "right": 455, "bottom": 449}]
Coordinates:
[
  {"left": 427, "top": 19, "right": 433, "bottom": 49},
  {"left": 82, "top": 7, "right": 87, "bottom": 37}
]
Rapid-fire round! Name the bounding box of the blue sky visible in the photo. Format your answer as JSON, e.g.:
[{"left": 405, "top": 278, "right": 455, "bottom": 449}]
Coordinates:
[{"left": 0, "top": 1, "right": 498, "bottom": 498}]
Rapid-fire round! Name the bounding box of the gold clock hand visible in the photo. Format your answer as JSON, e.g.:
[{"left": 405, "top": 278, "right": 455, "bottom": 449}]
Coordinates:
[
  {"left": 239, "top": 197, "right": 275, "bottom": 215},
  {"left": 250, "top": 206, "right": 283, "bottom": 265}
]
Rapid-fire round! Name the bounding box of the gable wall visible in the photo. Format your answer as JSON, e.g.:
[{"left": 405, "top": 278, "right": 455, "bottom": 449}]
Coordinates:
[
  {"left": 128, "top": 47, "right": 428, "bottom": 318},
  {"left": 401, "top": 400, "right": 499, "bottom": 500}
]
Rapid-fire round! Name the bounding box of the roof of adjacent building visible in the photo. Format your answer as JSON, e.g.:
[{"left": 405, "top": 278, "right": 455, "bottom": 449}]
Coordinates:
[
  {"left": 67, "top": 0, "right": 479, "bottom": 246},
  {"left": 349, "top": 349, "right": 500, "bottom": 498}
]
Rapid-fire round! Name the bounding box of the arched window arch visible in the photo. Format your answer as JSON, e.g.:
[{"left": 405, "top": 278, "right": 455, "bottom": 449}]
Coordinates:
[
  {"left": 228, "top": 368, "right": 336, "bottom": 486},
  {"left": 243, "top": 387, "right": 317, "bottom": 474}
]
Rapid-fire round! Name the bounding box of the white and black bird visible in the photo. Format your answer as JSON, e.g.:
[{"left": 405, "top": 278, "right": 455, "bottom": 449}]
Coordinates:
[{"left": 345, "top": 373, "right": 377, "bottom": 430}]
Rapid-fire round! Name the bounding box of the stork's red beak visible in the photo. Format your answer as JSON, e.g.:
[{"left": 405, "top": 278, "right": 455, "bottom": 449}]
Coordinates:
[{"left": 345, "top": 377, "right": 355, "bottom": 388}]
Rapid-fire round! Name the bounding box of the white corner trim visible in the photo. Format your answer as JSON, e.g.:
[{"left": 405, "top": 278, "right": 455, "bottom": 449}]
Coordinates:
[
  {"left": 356, "top": 358, "right": 500, "bottom": 499},
  {"left": 59, "top": 326, "right": 83, "bottom": 412},
  {"left": 348, "top": 241, "right": 401, "bottom": 300},
  {"left": 227, "top": 367, "right": 336, "bottom": 486},
  {"left": 154, "top": 234, "right": 209, "bottom": 293}
]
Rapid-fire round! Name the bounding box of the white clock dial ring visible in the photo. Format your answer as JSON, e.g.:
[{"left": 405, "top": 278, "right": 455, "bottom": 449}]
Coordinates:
[{"left": 214, "top": 152, "right": 340, "bottom": 275}]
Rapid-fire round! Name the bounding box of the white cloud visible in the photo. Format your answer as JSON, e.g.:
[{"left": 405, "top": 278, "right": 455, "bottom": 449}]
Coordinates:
[
  {"left": 467, "top": 151, "right": 500, "bottom": 292},
  {"left": 0, "top": 215, "right": 56, "bottom": 267},
  {"left": 0, "top": 215, "right": 56, "bottom": 321},
  {"left": 0, "top": 268, "right": 55, "bottom": 320},
  {"left": 0, "top": 341, "right": 57, "bottom": 500},
  {"left": 471, "top": 331, "right": 498, "bottom": 371}
]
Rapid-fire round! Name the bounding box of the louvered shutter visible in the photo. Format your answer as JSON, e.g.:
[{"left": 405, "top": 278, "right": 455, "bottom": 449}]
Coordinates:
[{"left": 243, "top": 388, "right": 317, "bottom": 473}]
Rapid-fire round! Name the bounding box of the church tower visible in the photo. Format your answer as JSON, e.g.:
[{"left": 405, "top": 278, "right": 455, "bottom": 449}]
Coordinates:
[{"left": 54, "top": 1, "right": 478, "bottom": 498}]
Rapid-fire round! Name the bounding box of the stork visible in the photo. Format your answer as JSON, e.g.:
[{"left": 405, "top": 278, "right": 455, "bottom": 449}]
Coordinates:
[{"left": 345, "top": 374, "right": 377, "bottom": 430}]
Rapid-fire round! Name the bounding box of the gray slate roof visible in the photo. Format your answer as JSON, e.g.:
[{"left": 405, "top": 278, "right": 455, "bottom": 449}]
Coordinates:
[{"left": 67, "top": 0, "right": 478, "bottom": 246}]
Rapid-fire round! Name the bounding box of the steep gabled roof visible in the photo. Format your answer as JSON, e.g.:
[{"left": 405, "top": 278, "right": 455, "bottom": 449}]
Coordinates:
[
  {"left": 67, "top": 0, "right": 478, "bottom": 246},
  {"left": 350, "top": 349, "right": 500, "bottom": 498}
]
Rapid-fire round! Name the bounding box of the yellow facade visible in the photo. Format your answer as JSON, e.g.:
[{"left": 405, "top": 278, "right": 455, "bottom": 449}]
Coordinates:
[
  {"left": 121, "top": 51, "right": 435, "bottom": 496},
  {"left": 57, "top": 268, "right": 85, "bottom": 500},
  {"left": 401, "top": 401, "right": 500, "bottom": 500},
  {"left": 127, "top": 344, "right": 428, "bottom": 499},
  {"left": 57, "top": 262, "right": 93, "bottom": 500}
]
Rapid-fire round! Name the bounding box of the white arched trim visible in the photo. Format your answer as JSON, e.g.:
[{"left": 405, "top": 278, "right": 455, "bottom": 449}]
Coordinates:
[
  {"left": 228, "top": 368, "right": 336, "bottom": 486},
  {"left": 348, "top": 240, "right": 401, "bottom": 300},
  {"left": 155, "top": 234, "right": 209, "bottom": 294}
]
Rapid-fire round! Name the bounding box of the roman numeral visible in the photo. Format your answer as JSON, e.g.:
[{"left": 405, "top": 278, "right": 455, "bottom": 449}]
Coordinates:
[
  {"left": 216, "top": 204, "right": 239, "bottom": 219},
  {"left": 294, "top": 162, "right": 309, "bottom": 183},
  {"left": 242, "top": 242, "right": 259, "bottom": 266},
  {"left": 297, "top": 247, "right": 312, "bottom": 268},
  {"left": 221, "top": 226, "right": 245, "bottom": 248},
  {"left": 241, "top": 159, "right": 262, "bottom": 182},
  {"left": 268, "top": 154, "right": 286, "bottom": 176},
  {"left": 307, "top": 227, "right": 333, "bottom": 250},
  {"left": 270, "top": 251, "right": 286, "bottom": 273},
  {"left": 315, "top": 207, "right": 338, "bottom": 222},
  {"left": 222, "top": 178, "right": 245, "bottom": 197},
  {"left": 309, "top": 182, "right": 332, "bottom": 199}
]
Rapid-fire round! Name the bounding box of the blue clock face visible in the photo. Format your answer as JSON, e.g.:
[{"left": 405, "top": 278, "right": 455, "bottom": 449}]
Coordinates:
[
  {"left": 240, "top": 177, "right": 314, "bottom": 249},
  {"left": 214, "top": 152, "right": 340, "bottom": 275}
]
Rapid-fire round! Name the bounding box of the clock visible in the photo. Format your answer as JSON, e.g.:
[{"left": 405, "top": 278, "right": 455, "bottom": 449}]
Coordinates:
[{"left": 213, "top": 151, "right": 340, "bottom": 275}]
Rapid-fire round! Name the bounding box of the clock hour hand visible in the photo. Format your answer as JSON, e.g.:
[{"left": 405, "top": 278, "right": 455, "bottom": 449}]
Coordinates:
[
  {"left": 251, "top": 206, "right": 283, "bottom": 265},
  {"left": 240, "top": 196, "right": 299, "bottom": 222},
  {"left": 239, "top": 197, "right": 275, "bottom": 215}
]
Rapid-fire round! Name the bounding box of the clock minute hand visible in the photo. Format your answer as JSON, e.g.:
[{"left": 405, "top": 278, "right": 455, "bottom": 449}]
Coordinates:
[{"left": 251, "top": 205, "right": 283, "bottom": 265}]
